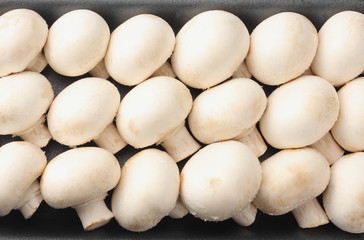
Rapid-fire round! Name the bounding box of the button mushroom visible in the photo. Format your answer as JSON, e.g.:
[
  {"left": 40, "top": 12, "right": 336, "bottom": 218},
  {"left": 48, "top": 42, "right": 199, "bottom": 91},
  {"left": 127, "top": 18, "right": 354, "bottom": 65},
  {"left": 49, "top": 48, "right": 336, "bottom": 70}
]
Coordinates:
[
  {"left": 40, "top": 147, "right": 121, "bottom": 231},
  {"left": 0, "top": 71, "right": 53, "bottom": 147},
  {"left": 116, "top": 76, "right": 200, "bottom": 162},
  {"left": 0, "top": 9, "right": 48, "bottom": 77},
  {"left": 47, "top": 77, "right": 126, "bottom": 154},
  {"left": 254, "top": 147, "right": 330, "bottom": 228},
  {"left": 0, "top": 141, "right": 47, "bottom": 219},
  {"left": 44, "top": 9, "right": 110, "bottom": 77},
  {"left": 171, "top": 10, "right": 250, "bottom": 89},
  {"left": 112, "top": 148, "right": 179, "bottom": 232},
  {"left": 246, "top": 12, "right": 318, "bottom": 85},
  {"left": 180, "top": 141, "right": 261, "bottom": 225},
  {"left": 311, "top": 11, "right": 364, "bottom": 86},
  {"left": 323, "top": 152, "right": 364, "bottom": 233},
  {"left": 105, "top": 14, "right": 175, "bottom": 86},
  {"left": 188, "top": 78, "right": 267, "bottom": 157}
]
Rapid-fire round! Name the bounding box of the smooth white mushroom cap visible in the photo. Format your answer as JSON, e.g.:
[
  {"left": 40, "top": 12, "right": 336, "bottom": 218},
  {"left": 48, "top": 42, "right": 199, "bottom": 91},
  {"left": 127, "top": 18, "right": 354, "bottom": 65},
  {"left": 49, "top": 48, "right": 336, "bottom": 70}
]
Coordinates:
[
  {"left": 188, "top": 78, "right": 266, "bottom": 144},
  {"left": 171, "top": 10, "right": 249, "bottom": 89},
  {"left": 254, "top": 148, "right": 330, "bottom": 215},
  {"left": 0, "top": 71, "right": 53, "bottom": 135},
  {"left": 311, "top": 11, "right": 364, "bottom": 86},
  {"left": 112, "top": 149, "right": 179, "bottom": 232},
  {"left": 259, "top": 75, "right": 339, "bottom": 149},
  {"left": 0, "top": 9, "right": 48, "bottom": 77},
  {"left": 105, "top": 14, "right": 175, "bottom": 86},
  {"left": 180, "top": 141, "right": 261, "bottom": 221},
  {"left": 116, "top": 76, "right": 192, "bottom": 148},
  {"left": 47, "top": 77, "right": 120, "bottom": 147},
  {"left": 41, "top": 147, "right": 120, "bottom": 209},
  {"left": 44, "top": 9, "right": 110, "bottom": 77},
  {"left": 246, "top": 12, "right": 318, "bottom": 86},
  {"left": 0, "top": 141, "right": 46, "bottom": 216}
]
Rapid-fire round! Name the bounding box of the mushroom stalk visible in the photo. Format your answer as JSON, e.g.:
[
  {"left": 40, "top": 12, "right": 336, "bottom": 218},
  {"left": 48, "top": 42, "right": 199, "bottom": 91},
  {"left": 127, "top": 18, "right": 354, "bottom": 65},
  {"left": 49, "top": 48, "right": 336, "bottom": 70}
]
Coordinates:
[
  {"left": 89, "top": 60, "right": 110, "bottom": 79},
  {"left": 161, "top": 124, "right": 200, "bottom": 162},
  {"left": 26, "top": 52, "right": 48, "bottom": 73},
  {"left": 310, "top": 132, "right": 344, "bottom": 165},
  {"left": 93, "top": 123, "right": 127, "bottom": 154},
  {"left": 232, "top": 61, "right": 252, "bottom": 79},
  {"left": 169, "top": 198, "right": 188, "bottom": 219},
  {"left": 292, "top": 198, "right": 329, "bottom": 228},
  {"left": 151, "top": 62, "right": 176, "bottom": 78},
  {"left": 74, "top": 198, "right": 114, "bottom": 231},
  {"left": 18, "top": 180, "right": 43, "bottom": 219},
  {"left": 232, "top": 202, "right": 257, "bottom": 227},
  {"left": 18, "top": 116, "right": 52, "bottom": 148},
  {"left": 236, "top": 126, "right": 267, "bottom": 157}
]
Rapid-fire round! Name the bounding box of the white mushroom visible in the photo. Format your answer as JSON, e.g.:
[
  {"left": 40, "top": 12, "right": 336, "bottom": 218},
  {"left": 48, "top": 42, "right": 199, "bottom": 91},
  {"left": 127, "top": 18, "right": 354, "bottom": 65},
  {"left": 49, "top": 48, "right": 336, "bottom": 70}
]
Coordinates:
[
  {"left": 44, "top": 9, "right": 110, "bottom": 77},
  {"left": 41, "top": 147, "right": 120, "bottom": 231},
  {"left": 112, "top": 148, "right": 179, "bottom": 232},
  {"left": 0, "top": 141, "right": 46, "bottom": 219},
  {"left": 171, "top": 10, "right": 250, "bottom": 89},
  {"left": 246, "top": 12, "right": 318, "bottom": 85},
  {"left": 188, "top": 78, "right": 267, "bottom": 156},
  {"left": 323, "top": 152, "right": 364, "bottom": 233},
  {"left": 254, "top": 147, "right": 330, "bottom": 228},
  {"left": 47, "top": 77, "right": 126, "bottom": 154},
  {"left": 26, "top": 52, "right": 48, "bottom": 73},
  {"left": 116, "top": 76, "right": 200, "bottom": 162},
  {"left": 0, "top": 71, "right": 53, "bottom": 147},
  {"left": 311, "top": 11, "right": 364, "bottom": 86},
  {"left": 0, "top": 9, "right": 48, "bottom": 77},
  {"left": 180, "top": 141, "right": 261, "bottom": 225},
  {"left": 105, "top": 14, "right": 175, "bottom": 86}
]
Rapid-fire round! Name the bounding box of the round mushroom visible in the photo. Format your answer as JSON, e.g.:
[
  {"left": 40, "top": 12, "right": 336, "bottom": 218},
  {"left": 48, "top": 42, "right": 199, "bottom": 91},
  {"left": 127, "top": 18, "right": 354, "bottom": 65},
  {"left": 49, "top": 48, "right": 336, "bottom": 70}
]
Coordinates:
[
  {"left": 246, "top": 12, "right": 318, "bottom": 85},
  {"left": 180, "top": 141, "right": 261, "bottom": 224},
  {"left": 47, "top": 77, "right": 126, "bottom": 154},
  {"left": 105, "top": 14, "right": 175, "bottom": 86},
  {"left": 171, "top": 10, "right": 250, "bottom": 89},
  {"left": 254, "top": 147, "right": 330, "bottom": 228},
  {"left": 0, "top": 9, "right": 48, "bottom": 77},
  {"left": 0, "top": 141, "right": 46, "bottom": 219},
  {"left": 311, "top": 11, "right": 364, "bottom": 86},
  {"left": 112, "top": 148, "right": 179, "bottom": 232},
  {"left": 44, "top": 9, "right": 110, "bottom": 77},
  {"left": 40, "top": 147, "right": 120, "bottom": 231},
  {"left": 188, "top": 78, "right": 267, "bottom": 156},
  {"left": 116, "top": 76, "right": 200, "bottom": 162},
  {"left": 323, "top": 152, "right": 364, "bottom": 233}
]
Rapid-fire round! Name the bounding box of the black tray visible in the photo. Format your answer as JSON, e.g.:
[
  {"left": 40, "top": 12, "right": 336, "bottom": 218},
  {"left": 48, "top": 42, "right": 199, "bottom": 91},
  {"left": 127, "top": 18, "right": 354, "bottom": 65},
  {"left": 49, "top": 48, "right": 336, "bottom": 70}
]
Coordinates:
[{"left": 0, "top": 0, "right": 363, "bottom": 239}]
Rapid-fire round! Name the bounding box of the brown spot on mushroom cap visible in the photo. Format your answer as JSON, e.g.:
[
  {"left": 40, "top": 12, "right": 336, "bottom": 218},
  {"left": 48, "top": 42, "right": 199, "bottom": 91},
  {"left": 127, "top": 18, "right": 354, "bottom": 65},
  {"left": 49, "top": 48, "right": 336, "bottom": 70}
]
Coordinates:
[{"left": 209, "top": 178, "right": 222, "bottom": 190}]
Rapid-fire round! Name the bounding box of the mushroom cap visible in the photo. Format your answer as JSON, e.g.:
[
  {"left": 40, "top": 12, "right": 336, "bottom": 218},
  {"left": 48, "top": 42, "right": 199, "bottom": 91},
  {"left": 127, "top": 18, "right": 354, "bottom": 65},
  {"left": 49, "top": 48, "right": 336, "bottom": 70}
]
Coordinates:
[
  {"left": 0, "top": 71, "right": 54, "bottom": 135},
  {"left": 47, "top": 77, "right": 120, "bottom": 147},
  {"left": 41, "top": 147, "right": 120, "bottom": 209},
  {"left": 0, "top": 9, "right": 48, "bottom": 77},
  {"left": 323, "top": 152, "right": 364, "bottom": 233},
  {"left": 311, "top": 11, "right": 364, "bottom": 86},
  {"left": 112, "top": 149, "right": 179, "bottom": 232},
  {"left": 44, "top": 9, "right": 110, "bottom": 77},
  {"left": 180, "top": 140, "right": 261, "bottom": 221},
  {"left": 332, "top": 77, "right": 364, "bottom": 152},
  {"left": 188, "top": 78, "right": 267, "bottom": 144},
  {"left": 116, "top": 76, "right": 192, "bottom": 148},
  {"left": 105, "top": 14, "right": 175, "bottom": 86},
  {"left": 171, "top": 10, "right": 249, "bottom": 89},
  {"left": 0, "top": 141, "right": 46, "bottom": 216},
  {"left": 246, "top": 12, "right": 318, "bottom": 86},
  {"left": 254, "top": 147, "right": 330, "bottom": 215},
  {"left": 259, "top": 75, "right": 339, "bottom": 149}
]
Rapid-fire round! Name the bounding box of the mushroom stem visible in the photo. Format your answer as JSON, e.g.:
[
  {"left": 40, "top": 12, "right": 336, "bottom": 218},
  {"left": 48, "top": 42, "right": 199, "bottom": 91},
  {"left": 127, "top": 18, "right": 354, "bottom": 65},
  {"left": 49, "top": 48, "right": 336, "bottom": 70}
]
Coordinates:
[
  {"left": 19, "top": 117, "right": 52, "bottom": 148},
  {"left": 232, "top": 202, "right": 257, "bottom": 227},
  {"left": 26, "top": 52, "right": 48, "bottom": 73},
  {"left": 74, "top": 198, "right": 114, "bottom": 231},
  {"left": 161, "top": 124, "right": 200, "bottom": 162},
  {"left": 93, "top": 123, "right": 127, "bottom": 154},
  {"left": 89, "top": 60, "right": 110, "bottom": 79},
  {"left": 232, "top": 61, "right": 252, "bottom": 79},
  {"left": 18, "top": 180, "right": 43, "bottom": 219},
  {"left": 169, "top": 198, "right": 188, "bottom": 219},
  {"left": 151, "top": 62, "right": 176, "bottom": 78},
  {"left": 236, "top": 126, "right": 267, "bottom": 157},
  {"left": 292, "top": 198, "right": 329, "bottom": 228},
  {"left": 310, "top": 132, "right": 344, "bottom": 165}
]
